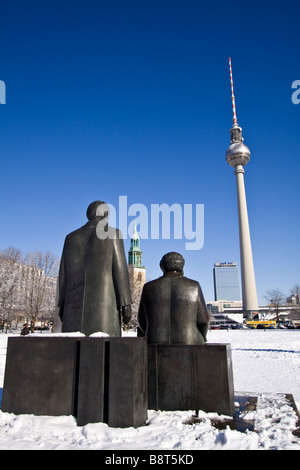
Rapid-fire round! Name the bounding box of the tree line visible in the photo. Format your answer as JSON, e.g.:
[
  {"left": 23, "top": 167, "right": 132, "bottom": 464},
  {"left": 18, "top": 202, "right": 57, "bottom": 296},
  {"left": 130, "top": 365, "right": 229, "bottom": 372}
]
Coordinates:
[
  {"left": 1, "top": 245, "right": 298, "bottom": 332},
  {"left": 265, "top": 285, "right": 300, "bottom": 308},
  {"left": 0, "top": 247, "right": 59, "bottom": 332},
  {"left": 264, "top": 285, "right": 300, "bottom": 326}
]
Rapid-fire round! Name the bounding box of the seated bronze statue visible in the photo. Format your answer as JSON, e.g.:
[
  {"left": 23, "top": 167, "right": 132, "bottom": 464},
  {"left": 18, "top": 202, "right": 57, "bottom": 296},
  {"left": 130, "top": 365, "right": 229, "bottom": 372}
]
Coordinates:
[{"left": 137, "top": 252, "right": 209, "bottom": 344}]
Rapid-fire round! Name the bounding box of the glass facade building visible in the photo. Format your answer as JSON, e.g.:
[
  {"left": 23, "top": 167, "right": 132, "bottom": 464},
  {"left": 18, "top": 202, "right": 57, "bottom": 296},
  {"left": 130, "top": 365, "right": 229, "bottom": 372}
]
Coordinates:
[{"left": 213, "top": 262, "right": 241, "bottom": 301}]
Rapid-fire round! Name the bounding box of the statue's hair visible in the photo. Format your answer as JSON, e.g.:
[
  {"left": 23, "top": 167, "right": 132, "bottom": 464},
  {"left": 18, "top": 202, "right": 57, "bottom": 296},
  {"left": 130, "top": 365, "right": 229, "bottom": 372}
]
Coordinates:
[
  {"left": 160, "top": 252, "right": 185, "bottom": 273},
  {"left": 86, "top": 201, "right": 109, "bottom": 221}
]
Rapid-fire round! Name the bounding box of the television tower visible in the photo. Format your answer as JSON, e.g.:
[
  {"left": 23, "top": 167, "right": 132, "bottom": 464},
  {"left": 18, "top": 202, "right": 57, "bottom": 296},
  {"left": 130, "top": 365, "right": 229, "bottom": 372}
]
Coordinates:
[{"left": 225, "top": 58, "right": 258, "bottom": 315}]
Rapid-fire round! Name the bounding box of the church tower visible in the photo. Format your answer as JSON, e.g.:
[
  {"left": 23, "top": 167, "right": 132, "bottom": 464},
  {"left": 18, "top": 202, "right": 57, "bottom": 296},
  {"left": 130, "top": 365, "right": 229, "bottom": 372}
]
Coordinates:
[
  {"left": 127, "top": 223, "right": 146, "bottom": 326},
  {"left": 128, "top": 222, "right": 144, "bottom": 269}
]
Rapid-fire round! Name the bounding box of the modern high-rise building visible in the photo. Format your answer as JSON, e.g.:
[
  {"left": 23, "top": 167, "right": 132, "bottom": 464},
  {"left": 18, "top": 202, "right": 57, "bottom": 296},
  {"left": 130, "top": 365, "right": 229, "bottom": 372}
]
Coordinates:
[
  {"left": 225, "top": 58, "right": 258, "bottom": 315},
  {"left": 213, "top": 262, "right": 241, "bottom": 301}
]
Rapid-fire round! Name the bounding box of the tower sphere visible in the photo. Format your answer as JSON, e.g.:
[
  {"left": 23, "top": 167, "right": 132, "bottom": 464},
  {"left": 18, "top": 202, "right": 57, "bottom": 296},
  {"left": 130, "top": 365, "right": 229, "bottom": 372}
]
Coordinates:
[{"left": 226, "top": 141, "right": 251, "bottom": 167}]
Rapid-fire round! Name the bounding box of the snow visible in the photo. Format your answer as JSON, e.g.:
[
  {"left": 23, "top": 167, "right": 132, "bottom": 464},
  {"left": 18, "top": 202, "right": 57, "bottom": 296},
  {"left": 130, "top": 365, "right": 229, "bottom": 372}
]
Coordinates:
[
  {"left": 0, "top": 329, "right": 299, "bottom": 450},
  {"left": 19, "top": 332, "right": 86, "bottom": 338},
  {"left": 89, "top": 331, "right": 110, "bottom": 337}
]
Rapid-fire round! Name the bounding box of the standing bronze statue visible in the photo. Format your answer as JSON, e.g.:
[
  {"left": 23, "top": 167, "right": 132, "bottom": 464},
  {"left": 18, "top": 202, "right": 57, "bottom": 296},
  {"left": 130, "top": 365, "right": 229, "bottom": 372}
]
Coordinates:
[
  {"left": 138, "top": 252, "right": 209, "bottom": 344},
  {"left": 58, "top": 201, "right": 132, "bottom": 336}
]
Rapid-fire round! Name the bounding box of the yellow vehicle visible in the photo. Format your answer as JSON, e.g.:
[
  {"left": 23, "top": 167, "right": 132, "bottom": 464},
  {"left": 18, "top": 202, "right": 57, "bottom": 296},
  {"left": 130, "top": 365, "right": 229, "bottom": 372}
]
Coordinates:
[{"left": 246, "top": 320, "right": 276, "bottom": 329}]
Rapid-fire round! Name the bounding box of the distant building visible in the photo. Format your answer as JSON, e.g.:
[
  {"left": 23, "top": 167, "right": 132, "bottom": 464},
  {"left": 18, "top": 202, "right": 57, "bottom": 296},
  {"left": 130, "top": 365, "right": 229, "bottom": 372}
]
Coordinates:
[
  {"left": 213, "top": 262, "right": 241, "bottom": 302},
  {"left": 286, "top": 294, "right": 300, "bottom": 306},
  {"left": 207, "top": 299, "right": 242, "bottom": 313},
  {"left": 0, "top": 256, "right": 57, "bottom": 325}
]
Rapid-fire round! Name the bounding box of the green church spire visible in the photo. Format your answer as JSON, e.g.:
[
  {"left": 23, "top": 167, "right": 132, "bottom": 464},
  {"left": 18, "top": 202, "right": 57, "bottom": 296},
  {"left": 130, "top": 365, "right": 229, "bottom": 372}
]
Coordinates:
[{"left": 128, "top": 222, "right": 144, "bottom": 268}]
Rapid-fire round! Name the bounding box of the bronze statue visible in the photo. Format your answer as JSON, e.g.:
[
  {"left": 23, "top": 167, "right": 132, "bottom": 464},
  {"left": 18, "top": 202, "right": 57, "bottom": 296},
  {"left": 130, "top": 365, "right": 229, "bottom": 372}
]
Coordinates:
[
  {"left": 138, "top": 252, "right": 209, "bottom": 344},
  {"left": 58, "top": 201, "right": 132, "bottom": 336}
]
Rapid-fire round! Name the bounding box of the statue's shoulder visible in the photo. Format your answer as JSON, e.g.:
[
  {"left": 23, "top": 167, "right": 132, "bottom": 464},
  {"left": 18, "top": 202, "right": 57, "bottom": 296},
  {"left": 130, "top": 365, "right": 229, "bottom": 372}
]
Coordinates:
[
  {"left": 143, "top": 276, "right": 164, "bottom": 291},
  {"left": 181, "top": 276, "right": 200, "bottom": 288},
  {"left": 65, "top": 227, "right": 85, "bottom": 241},
  {"left": 108, "top": 227, "right": 125, "bottom": 242},
  {"left": 114, "top": 227, "right": 123, "bottom": 239}
]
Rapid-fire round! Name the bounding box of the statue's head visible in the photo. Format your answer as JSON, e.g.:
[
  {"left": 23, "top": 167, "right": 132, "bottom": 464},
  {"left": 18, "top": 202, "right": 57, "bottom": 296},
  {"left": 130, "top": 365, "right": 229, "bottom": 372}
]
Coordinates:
[
  {"left": 160, "top": 252, "right": 185, "bottom": 274},
  {"left": 86, "top": 201, "right": 110, "bottom": 221}
]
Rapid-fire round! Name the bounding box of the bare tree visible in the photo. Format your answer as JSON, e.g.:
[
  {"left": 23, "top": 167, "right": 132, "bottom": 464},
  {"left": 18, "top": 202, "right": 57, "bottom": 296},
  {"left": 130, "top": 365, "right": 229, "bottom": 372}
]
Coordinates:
[
  {"left": 264, "top": 288, "right": 286, "bottom": 328},
  {"left": 0, "top": 247, "right": 23, "bottom": 330},
  {"left": 126, "top": 268, "right": 147, "bottom": 330},
  {"left": 41, "top": 276, "right": 58, "bottom": 325},
  {"left": 23, "top": 251, "right": 59, "bottom": 331},
  {"left": 129, "top": 277, "right": 143, "bottom": 329}
]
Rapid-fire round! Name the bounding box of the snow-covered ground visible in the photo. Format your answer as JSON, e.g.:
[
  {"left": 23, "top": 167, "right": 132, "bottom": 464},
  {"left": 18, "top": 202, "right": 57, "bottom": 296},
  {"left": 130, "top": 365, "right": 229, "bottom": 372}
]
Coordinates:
[{"left": 0, "top": 329, "right": 299, "bottom": 450}]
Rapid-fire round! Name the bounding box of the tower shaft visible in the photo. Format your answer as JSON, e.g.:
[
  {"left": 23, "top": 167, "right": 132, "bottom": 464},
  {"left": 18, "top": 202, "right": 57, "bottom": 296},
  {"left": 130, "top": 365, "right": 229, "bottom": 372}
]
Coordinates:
[
  {"left": 234, "top": 165, "right": 258, "bottom": 312},
  {"left": 226, "top": 58, "right": 258, "bottom": 316}
]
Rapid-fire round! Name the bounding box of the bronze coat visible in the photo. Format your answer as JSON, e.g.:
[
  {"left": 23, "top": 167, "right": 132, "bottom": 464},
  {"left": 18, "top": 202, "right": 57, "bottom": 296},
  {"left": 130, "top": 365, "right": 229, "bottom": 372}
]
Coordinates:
[
  {"left": 138, "top": 272, "right": 209, "bottom": 344},
  {"left": 58, "top": 220, "right": 131, "bottom": 336}
]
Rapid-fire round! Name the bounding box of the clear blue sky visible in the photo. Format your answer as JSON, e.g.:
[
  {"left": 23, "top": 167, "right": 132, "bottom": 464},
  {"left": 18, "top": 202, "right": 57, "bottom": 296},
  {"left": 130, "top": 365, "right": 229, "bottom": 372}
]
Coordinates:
[{"left": 0, "top": 0, "right": 299, "bottom": 305}]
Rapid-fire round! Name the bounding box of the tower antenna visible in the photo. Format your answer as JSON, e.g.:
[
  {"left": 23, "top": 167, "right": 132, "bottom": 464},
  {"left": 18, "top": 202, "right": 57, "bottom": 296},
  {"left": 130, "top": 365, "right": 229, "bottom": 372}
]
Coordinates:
[{"left": 229, "top": 58, "right": 238, "bottom": 126}]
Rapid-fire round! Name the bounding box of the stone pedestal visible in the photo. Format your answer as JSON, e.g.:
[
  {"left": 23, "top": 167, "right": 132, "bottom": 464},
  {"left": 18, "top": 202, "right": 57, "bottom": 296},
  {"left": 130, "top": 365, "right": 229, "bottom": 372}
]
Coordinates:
[
  {"left": 107, "top": 337, "right": 148, "bottom": 428},
  {"left": 148, "top": 343, "right": 235, "bottom": 416},
  {"left": 2, "top": 335, "right": 148, "bottom": 428},
  {"left": 76, "top": 337, "right": 109, "bottom": 426},
  {"left": 77, "top": 336, "right": 147, "bottom": 427},
  {"left": 1, "top": 335, "right": 81, "bottom": 417}
]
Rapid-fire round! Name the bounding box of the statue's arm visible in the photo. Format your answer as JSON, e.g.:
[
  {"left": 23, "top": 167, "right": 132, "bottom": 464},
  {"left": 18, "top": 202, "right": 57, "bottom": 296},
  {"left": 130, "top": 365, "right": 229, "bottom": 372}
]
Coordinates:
[
  {"left": 196, "top": 284, "right": 210, "bottom": 342},
  {"left": 112, "top": 232, "right": 132, "bottom": 320},
  {"left": 137, "top": 288, "right": 147, "bottom": 337},
  {"left": 57, "top": 245, "right": 66, "bottom": 321},
  {"left": 121, "top": 305, "right": 132, "bottom": 325}
]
